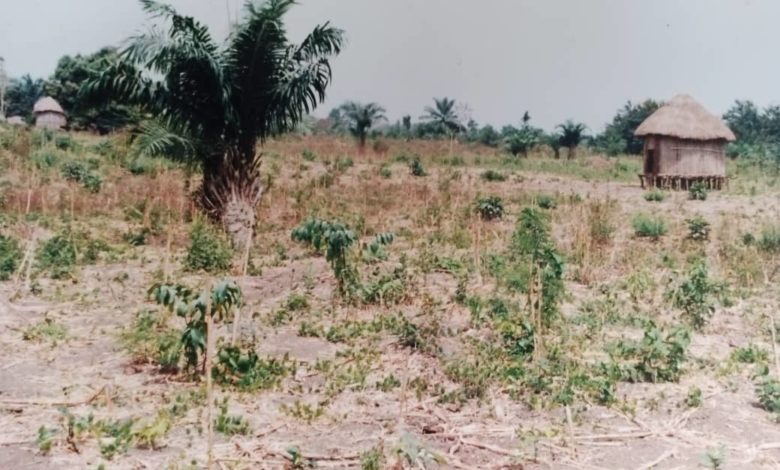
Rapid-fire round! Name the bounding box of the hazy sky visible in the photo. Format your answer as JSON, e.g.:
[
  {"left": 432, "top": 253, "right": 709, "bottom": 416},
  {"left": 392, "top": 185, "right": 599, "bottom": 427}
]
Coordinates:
[{"left": 1, "top": 0, "right": 778, "bottom": 131}]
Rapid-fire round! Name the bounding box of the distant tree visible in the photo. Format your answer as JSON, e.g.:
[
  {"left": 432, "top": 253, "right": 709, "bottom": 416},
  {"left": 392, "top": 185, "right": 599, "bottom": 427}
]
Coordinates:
[
  {"left": 723, "top": 100, "right": 763, "bottom": 143},
  {"left": 545, "top": 132, "right": 563, "bottom": 159},
  {"left": 477, "top": 124, "right": 501, "bottom": 147},
  {"left": 5, "top": 75, "right": 44, "bottom": 121},
  {"left": 335, "top": 101, "right": 386, "bottom": 150},
  {"left": 557, "top": 120, "right": 587, "bottom": 159},
  {"left": 84, "top": 0, "right": 342, "bottom": 249},
  {"left": 599, "top": 100, "right": 661, "bottom": 154},
  {"left": 422, "top": 97, "right": 462, "bottom": 135},
  {"left": 46, "top": 47, "right": 137, "bottom": 132},
  {"left": 522, "top": 110, "right": 531, "bottom": 126},
  {"left": 402, "top": 115, "right": 411, "bottom": 134}
]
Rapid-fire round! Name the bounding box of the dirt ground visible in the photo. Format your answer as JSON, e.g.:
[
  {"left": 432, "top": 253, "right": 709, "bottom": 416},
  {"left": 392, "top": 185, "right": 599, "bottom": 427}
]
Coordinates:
[{"left": 2, "top": 145, "right": 780, "bottom": 469}]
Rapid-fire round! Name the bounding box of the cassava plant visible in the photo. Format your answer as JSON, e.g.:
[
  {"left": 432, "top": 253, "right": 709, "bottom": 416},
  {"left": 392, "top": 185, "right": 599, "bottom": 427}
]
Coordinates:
[{"left": 83, "top": 0, "right": 343, "bottom": 249}]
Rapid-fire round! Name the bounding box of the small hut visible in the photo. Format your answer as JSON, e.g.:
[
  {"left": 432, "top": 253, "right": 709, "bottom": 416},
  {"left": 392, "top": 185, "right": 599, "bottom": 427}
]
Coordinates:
[
  {"left": 33, "top": 97, "right": 67, "bottom": 130},
  {"left": 634, "top": 94, "right": 735, "bottom": 190}
]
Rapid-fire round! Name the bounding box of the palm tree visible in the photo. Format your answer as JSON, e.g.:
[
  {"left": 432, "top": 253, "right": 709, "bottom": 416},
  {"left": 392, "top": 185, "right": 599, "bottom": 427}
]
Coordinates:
[
  {"left": 557, "top": 120, "right": 587, "bottom": 159},
  {"left": 421, "top": 97, "right": 463, "bottom": 154},
  {"left": 83, "top": 0, "right": 343, "bottom": 249},
  {"left": 5, "top": 74, "right": 45, "bottom": 121},
  {"left": 336, "top": 101, "right": 386, "bottom": 151}
]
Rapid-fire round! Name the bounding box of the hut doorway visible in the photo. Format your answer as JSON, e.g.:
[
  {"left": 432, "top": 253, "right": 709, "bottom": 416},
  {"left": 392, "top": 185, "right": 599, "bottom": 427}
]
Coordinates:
[{"left": 644, "top": 149, "right": 656, "bottom": 175}]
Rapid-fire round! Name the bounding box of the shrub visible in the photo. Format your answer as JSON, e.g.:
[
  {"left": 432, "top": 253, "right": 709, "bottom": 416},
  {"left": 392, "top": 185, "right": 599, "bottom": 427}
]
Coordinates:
[
  {"left": 212, "top": 344, "right": 293, "bottom": 391},
  {"left": 643, "top": 189, "right": 666, "bottom": 202},
  {"left": 757, "top": 378, "right": 780, "bottom": 414},
  {"left": 54, "top": 133, "right": 77, "bottom": 151},
  {"left": 480, "top": 169, "right": 507, "bottom": 182},
  {"left": 536, "top": 194, "right": 557, "bottom": 210},
  {"left": 632, "top": 214, "right": 667, "bottom": 239},
  {"left": 689, "top": 182, "right": 707, "bottom": 201},
  {"left": 301, "top": 149, "right": 317, "bottom": 161},
  {"left": 30, "top": 148, "right": 63, "bottom": 169},
  {"left": 666, "top": 259, "right": 718, "bottom": 330},
  {"left": 409, "top": 156, "right": 426, "bottom": 177},
  {"left": 60, "top": 160, "right": 103, "bottom": 193},
  {"left": 608, "top": 322, "right": 691, "bottom": 382},
  {"left": 758, "top": 226, "right": 780, "bottom": 253},
  {"left": 184, "top": 219, "right": 233, "bottom": 273},
  {"left": 686, "top": 215, "right": 710, "bottom": 241},
  {"left": 292, "top": 218, "right": 358, "bottom": 298},
  {"left": 476, "top": 196, "right": 504, "bottom": 221},
  {"left": 378, "top": 164, "right": 392, "bottom": 179},
  {"left": 0, "top": 234, "right": 22, "bottom": 281},
  {"left": 36, "top": 234, "right": 77, "bottom": 279}
]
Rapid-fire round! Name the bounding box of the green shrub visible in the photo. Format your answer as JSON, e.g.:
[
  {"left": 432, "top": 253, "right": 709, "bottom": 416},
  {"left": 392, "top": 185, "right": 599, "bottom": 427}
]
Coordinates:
[
  {"left": 643, "top": 189, "right": 666, "bottom": 202},
  {"left": 378, "top": 164, "right": 392, "bottom": 179},
  {"left": 758, "top": 226, "right": 780, "bottom": 253},
  {"left": 214, "top": 398, "right": 251, "bottom": 435},
  {"left": 184, "top": 219, "right": 233, "bottom": 273},
  {"left": 36, "top": 234, "right": 77, "bottom": 279},
  {"left": 60, "top": 160, "right": 103, "bottom": 193},
  {"left": 0, "top": 234, "right": 22, "bottom": 280},
  {"left": 480, "top": 169, "right": 507, "bottom": 182},
  {"left": 686, "top": 215, "right": 710, "bottom": 241},
  {"left": 212, "top": 344, "right": 294, "bottom": 391},
  {"left": 757, "top": 378, "right": 780, "bottom": 414},
  {"left": 476, "top": 196, "right": 504, "bottom": 221},
  {"left": 632, "top": 214, "right": 667, "bottom": 239},
  {"left": 608, "top": 322, "right": 690, "bottom": 382},
  {"left": 689, "top": 182, "right": 708, "bottom": 201},
  {"left": 30, "top": 148, "right": 64, "bottom": 169},
  {"left": 301, "top": 149, "right": 317, "bottom": 161},
  {"left": 666, "top": 259, "right": 719, "bottom": 330},
  {"left": 292, "top": 218, "right": 358, "bottom": 298},
  {"left": 82, "top": 173, "right": 103, "bottom": 193},
  {"left": 536, "top": 194, "right": 557, "bottom": 209},
  {"left": 409, "top": 156, "right": 426, "bottom": 177}
]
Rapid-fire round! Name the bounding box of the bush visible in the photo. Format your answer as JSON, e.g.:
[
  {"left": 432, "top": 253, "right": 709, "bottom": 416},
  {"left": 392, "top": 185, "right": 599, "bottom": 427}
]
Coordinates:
[
  {"left": 301, "top": 149, "right": 317, "bottom": 161},
  {"left": 689, "top": 182, "right": 707, "bottom": 201},
  {"left": 480, "top": 169, "right": 507, "bottom": 182},
  {"left": 60, "top": 160, "right": 103, "bottom": 193},
  {"left": 632, "top": 214, "right": 667, "bottom": 239},
  {"left": 0, "top": 234, "right": 22, "bottom": 281},
  {"left": 536, "top": 194, "right": 557, "bottom": 210},
  {"left": 608, "top": 322, "right": 690, "bottom": 382},
  {"left": 37, "top": 234, "right": 77, "bottom": 279},
  {"left": 184, "top": 219, "right": 233, "bottom": 273},
  {"left": 757, "top": 378, "right": 780, "bottom": 414},
  {"left": 667, "top": 259, "right": 718, "bottom": 330},
  {"left": 686, "top": 215, "right": 710, "bottom": 241},
  {"left": 759, "top": 226, "right": 780, "bottom": 253},
  {"left": 212, "top": 344, "right": 293, "bottom": 391},
  {"left": 476, "top": 196, "right": 504, "bottom": 221},
  {"left": 409, "top": 156, "right": 426, "bottom": 177},
  {"left": 643, "top": 189, "right": 666, "bottom": 202}
]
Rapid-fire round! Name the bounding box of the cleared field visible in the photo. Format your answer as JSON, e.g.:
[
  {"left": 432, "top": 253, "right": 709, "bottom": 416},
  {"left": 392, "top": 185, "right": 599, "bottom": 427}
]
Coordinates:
[{"left": 1, "top": 129, "right": 780, "bottom": 469}]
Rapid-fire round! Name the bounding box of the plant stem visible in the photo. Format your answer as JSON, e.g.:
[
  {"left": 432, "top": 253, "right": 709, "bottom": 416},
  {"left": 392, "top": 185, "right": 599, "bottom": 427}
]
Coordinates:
[{"left": 205, "top": 312, "right": 214, "bottom": 470}]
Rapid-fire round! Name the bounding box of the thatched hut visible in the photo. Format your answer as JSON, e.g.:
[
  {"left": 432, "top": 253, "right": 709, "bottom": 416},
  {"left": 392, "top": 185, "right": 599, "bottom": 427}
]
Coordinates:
[
  {"left": 33, "top": 97, "right": 67, "bottom": 130},
  {"left": 634, "top": 94, "right": 735, "bottom": 190}
]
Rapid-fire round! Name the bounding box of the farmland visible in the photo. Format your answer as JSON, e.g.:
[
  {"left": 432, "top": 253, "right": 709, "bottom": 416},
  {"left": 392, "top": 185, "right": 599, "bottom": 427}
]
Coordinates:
[{"left": 1, "top": 127, "right": 780, "bottom": 469}]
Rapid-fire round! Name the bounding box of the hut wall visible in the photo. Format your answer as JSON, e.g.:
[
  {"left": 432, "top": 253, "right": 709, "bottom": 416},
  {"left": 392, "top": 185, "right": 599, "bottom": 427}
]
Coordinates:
[
  {"left": 655, "top": 136, "right": 725, "bottom": 177},
  {"left": 35, "top": 112, "right": 66, "bottom": 130}
]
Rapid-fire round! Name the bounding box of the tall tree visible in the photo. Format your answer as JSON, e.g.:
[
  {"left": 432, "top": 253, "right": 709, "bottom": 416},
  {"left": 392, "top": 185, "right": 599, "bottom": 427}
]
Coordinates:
[
  {"left": 723, "top": 100, "right": 763, "bottom": 143},
  {"left": 334, "top": 101, "right": 386, "bottom": 150},
  {"left": 5, "top": 75, "right": 44, "bottom": 121},
  {"left": 557, "top": 120, "right": 587, "bottom": 159},
  {"left": 599, "top": 100, "right": 661, "bottom": 154},
  {"left": 84, "top": 0, "right": 343, "bottom": 248},
  {"left": 421, "top": 97, "right": 463, "bottom": 153}
]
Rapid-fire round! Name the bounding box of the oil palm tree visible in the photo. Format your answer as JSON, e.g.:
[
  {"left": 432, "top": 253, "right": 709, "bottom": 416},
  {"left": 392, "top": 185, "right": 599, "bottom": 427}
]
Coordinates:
[
  {"left": 336, "top": 101, "right": 386, "bottom": 151},
  {"left": 421, "top": 97, "right": 463, "bottom": 154},
  {"left": 83, "top": 0, "right": 343, "bottom": 249},
  {"left": 557, "top": 120, "right": 587, "bottom": 159}
]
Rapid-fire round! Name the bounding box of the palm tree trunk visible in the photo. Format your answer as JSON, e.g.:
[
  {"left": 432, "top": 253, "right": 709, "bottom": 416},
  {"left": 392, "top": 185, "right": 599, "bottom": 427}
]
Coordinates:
[
  {"left": 201, "top": 148, "right": 262, "bottom": 252},
  {"left": 568, "top": 145, "right": 577, "bottom": 160}
]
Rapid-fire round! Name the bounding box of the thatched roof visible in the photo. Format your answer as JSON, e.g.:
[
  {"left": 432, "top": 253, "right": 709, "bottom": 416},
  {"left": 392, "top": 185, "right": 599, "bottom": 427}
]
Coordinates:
[
  {"left": 634, "top": 94, "right": 735, "bottom": 141},
  {"left": 33, "top": 97, "right": 65, "bottom": 115}
]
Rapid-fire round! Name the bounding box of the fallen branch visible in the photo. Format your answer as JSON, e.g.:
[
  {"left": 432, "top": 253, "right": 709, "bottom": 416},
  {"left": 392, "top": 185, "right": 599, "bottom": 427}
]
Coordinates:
[
  {"left": 574, "top": 431, "right": 654, "bottom": 442},
  {"left": 635, "top": 450, "right": 675, "bottom": 470},
  {"left": 459, "top": 438, "right": 517, "bottom": 457},
  {"left": 0, "top": 385, "right": 105, "bottom": 408}
]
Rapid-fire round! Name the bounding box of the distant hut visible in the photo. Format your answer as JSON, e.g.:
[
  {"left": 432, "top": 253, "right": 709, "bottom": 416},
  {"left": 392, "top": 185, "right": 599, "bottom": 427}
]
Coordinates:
[
  {"left": 33, "top": 97, "right": 67, "bottom": 130},
  {"left": 634, "top": 94, "right": 735, "bottom": 190}
]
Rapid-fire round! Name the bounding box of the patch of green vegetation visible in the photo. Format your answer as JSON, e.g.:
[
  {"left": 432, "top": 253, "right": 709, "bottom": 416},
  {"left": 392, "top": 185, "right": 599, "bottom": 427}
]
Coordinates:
[
  {"left": 480, "top": 169, "right": 507, "bottom": 182},
  {"left": 36, "top": 233, "right": 77, "bottom": 279},
  {"left": 184, "top": 219, "right": 233, "bottom": 273},
  {"left": 732, "top": 344, "right": 768, "bottom": 364},
  {"left": 758, "top": 226, "right": 780, "bottom": 253},
  {"left": 689, "top": 182, "right": 708, "bottom": 201},
  {"left": 476, "top": 196, "right": 504, "bottom": 221},
  {"left": 686, "top": 215, "right": 710, "bottom": 242},
  {"left": 23, "top": 316, "right": 68, "bottom": 343},
  {"left": 606, "top": 322, "right": 690, "bottom": 383},
  {"left": 0, "top": 233, "right": 22, "bottom": 280},
  {"left": 120, "top": 310, "right": 181, "bottom": 372},
  {"left": 757, "top": 378, "right": 780, "bottom": 415},
  {"left": 280, "top": 400, "right": 327, "bottom": 423},
  {"left": 409, "top": 155, "right": 426, "bottom": 176},
  {"left": 214, "top": 398, "right": 251, "bottom": 435},
  {"left": 632, "top": 213, "right": 667, "bottom": 239},
  {"left": 666, "top": 259, "right": 720, "bottom": 330},
  {"left": 643, "top": 189, "right": 666, "bottom": 202},
  {"left": 536, "top": 194, "right": 557, "bottom": 210},
  {"left": 212, "top": 344, "right": 294, "bottom": 391}
]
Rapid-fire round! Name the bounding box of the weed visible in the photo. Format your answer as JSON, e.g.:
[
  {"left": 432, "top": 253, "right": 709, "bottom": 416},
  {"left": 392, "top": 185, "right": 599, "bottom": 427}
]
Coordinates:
[
  {"left": 632, "top": 214, "right": 667, "bottom": 239},
  {"left": 301, "top": 149, "right": 317, "bottom": 161},
  {"left": 666, "top": 259, "right": 719, "bottom": 330},
  {"left": 60, "top": 160, "right": 103, "bottom": 193},
  {"left": 758, "top": 225, "right": 780, "bottom": 253},
  {"left": 480, "top": 169, "right": 507, "bottom": 182},
  {"left": 378, "top": 164, "right": 392, "bottom": 179},
  {"left": 23, "top": 316, "right": 68, "bottom": 343},
  {"left": 360, "top": 446, "right": 384, "bottom": 470},
  {"left": 280, "top": 400, "right": 327, "bottom": 423},
  {"left": 476, "top": 196, "right": 505, "bottom": 221},
  {"left": 292, "top": 218, "right": 358, "bottom": 299},
  {"left": 184, "top": 219, "right": 233, "bottom": 273},
  {"left": 643, "top": 189, "right": 666, "bottom": 202},
  {"left": 0, "top": 233, "right": 22, "bottom": 280},
  {"left": 689, "top": 182, "right": 708, "bottom": 201},
  {"left": 214, "top": 398, "right": 251, "bottom": 435},
  {"left": 702, "top": 444, "right": 726, "bottom": 469},
  {"left": 409, "top": 156, "right": 426, "bottom": 176},
  {"left": 757, "top": 378, "right": 780, "bottom": 414},
  {"left": 212, "top": 343, "right": 294, "bottom": 391},
  {"left": 376, "top": 374, "right": 402, "bottom": 392},
  {"left": 732, "top": 344, "right": 768, "bottom": 364},
  {"left": 37, "top": 233, "right": 77, "bottom": 279},
  {"left": 607, "top": 322, "right": 691, "bottom": 383},
  {"left": 685, "top": 386, "right": 702, "bottom": 407},
  {"left": 536, "top": 194, "right": 557, "bottom": 209},
  {"left": 120, "top": 310, "right": 181, "bottom": 372},
  {"left": 36, "top": 426, "right": 57, "bottom": 455},
  {"left": 686, "top": 215, "right": 710, "bottom": 241}
]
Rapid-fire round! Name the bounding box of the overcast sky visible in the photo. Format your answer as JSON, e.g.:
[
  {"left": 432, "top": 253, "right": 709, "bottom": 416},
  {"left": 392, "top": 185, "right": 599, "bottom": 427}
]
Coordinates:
[{"left": 1, "top": 0, "right": 778, "bottom": 131}]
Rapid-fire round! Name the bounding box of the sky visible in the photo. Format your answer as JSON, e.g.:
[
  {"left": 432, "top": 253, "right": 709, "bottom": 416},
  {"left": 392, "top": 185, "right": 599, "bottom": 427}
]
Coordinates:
[{"left": 1, "top": 0, "right": 779, "bottom": 132}]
